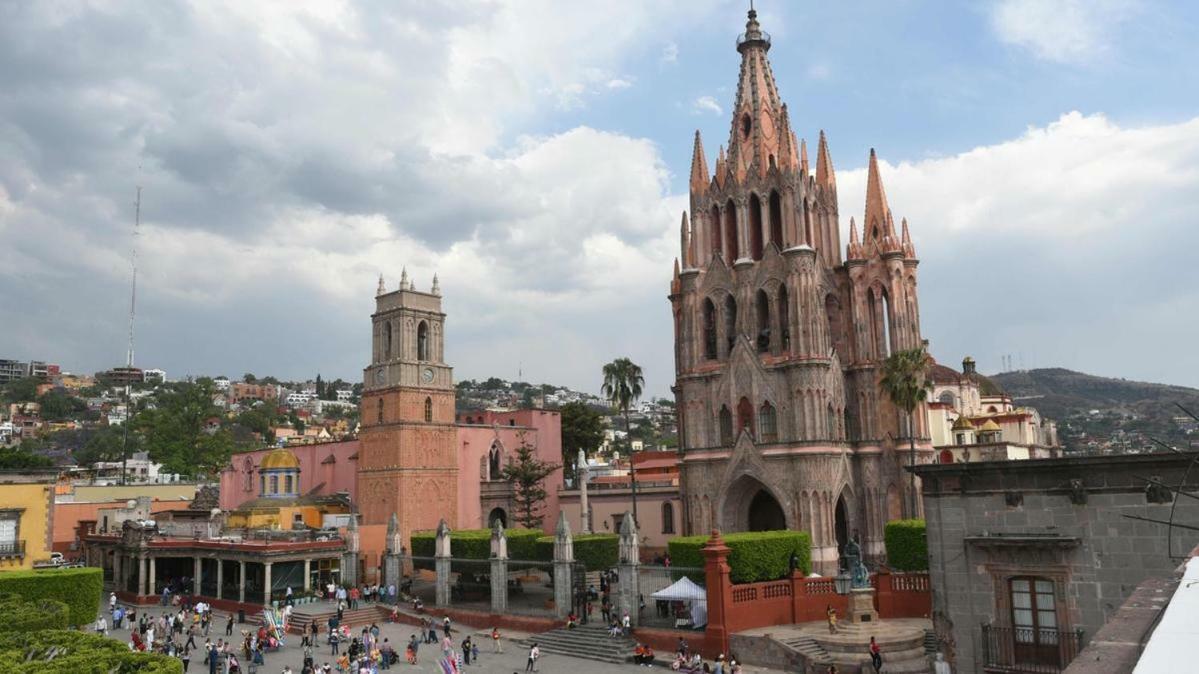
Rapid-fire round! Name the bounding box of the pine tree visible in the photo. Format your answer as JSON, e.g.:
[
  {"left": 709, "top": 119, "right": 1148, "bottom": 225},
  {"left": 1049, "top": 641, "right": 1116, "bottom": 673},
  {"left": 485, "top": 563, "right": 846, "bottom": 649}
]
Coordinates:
[{"left": 501, "top": 431, "right": 560, "bottom": 529}]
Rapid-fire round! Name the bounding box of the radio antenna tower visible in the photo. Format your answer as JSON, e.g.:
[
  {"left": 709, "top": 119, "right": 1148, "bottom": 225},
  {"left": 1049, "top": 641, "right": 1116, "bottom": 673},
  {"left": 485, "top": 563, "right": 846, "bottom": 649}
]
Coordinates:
[{"left": 120, "top": 185, "right": 141, "bottom": 485}]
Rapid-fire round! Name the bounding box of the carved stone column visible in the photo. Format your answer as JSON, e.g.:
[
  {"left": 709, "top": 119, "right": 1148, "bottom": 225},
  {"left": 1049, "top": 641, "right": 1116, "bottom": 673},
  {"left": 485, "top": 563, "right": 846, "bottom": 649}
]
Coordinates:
[
  {"left": 434, "top": 519, "right": 451, "bottom": 607},
  {"left": 342, "top": 515, "right": 360, "bottom": 588},
  {"left": 383, "top": 513, "right": 403, "bottom": 599},
  {"left": 616, "top": 511, "right": 641, "bottom": 627},
  {"left": 552, "top": 511, "right": 574, "bottom": 619},
  {"left": 489, "top": 517, "right": 508, "bottom": 614}
]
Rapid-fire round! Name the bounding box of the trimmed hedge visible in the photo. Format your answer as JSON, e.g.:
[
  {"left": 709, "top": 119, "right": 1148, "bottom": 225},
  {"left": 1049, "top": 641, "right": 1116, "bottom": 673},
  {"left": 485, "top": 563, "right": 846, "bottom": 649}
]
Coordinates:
[
  {"left": 0, "top": 567, "right": 102, "bottom": 627},
  {"left": 534, "top": 534, "right": 619, "bottom": 571},
  {"left": 410, "top": 528, "right": 543, "bottom": 566},
  {"left": 668, "top": 530, "right": 811, "bottom": 583},
  {"left": 0, "top": 594, "right": 69, "bottom": 632},
  {"left": 884, "top": 519, "right": 928, "bottom": 571},
  {"left": 0, "top": 630, "right": 182, "bottom": 673}
]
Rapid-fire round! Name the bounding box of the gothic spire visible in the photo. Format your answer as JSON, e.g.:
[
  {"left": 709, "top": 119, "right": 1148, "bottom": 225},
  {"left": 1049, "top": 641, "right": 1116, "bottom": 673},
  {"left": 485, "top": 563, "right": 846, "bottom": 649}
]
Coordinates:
[
  {"left": 727, "top": 6, "right": 784, "bottom": 183},
  {"left": 847, "top": 216, "right": 864, "bottom": 260},
  {"left": 863, "top": 148, "right": 891, "bottom": 242},
  {"left": 714, "top": 145, "right": 728, "bottom": 189},
  {"left": 815, "top": 130, "right": 835, "bottom": 188},
  {"left": 901, "top": 217, "right": 916, "bottom": 258},
  {"left": 400, "top": 266, "right": 408, "bottom": 290},
  {"left": 679, "top": 211, "right": 693, "bottom": 268},
  {"left": 689, "top": 130, "right": 709, "bottom": 196},
  {"left": 377, "top": 274, "right": 385, "bottom": 296},
  {"left": 800, "top": 138, "right": 809, "bottom": 174},
  {"left": 431, "top": 273, "right": 441, "bottom": 295}
]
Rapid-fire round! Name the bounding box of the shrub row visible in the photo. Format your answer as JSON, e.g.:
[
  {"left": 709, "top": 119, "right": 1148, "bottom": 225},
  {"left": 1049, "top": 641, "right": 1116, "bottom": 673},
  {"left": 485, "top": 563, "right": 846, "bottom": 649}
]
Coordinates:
[
  {"left": 0, "top": 594, "right": 69, "bottom": 632},
  {"left": 0, "top": 630, "right": 182, "bottom": 673},
  {"left": 884, "top": 519, "right": 928, "bottom": 571},
  {"left": 533, "top": 534, "right": 619, "bottom": 571},
  {"left": 410, "top": 528, "right": 543, "bottom": 563},
  {"left": 668, "top": 530, "right": 811, "bottom": 583},
  {"left": 0, "top": 567, "right": 102, "bottom": 627}
]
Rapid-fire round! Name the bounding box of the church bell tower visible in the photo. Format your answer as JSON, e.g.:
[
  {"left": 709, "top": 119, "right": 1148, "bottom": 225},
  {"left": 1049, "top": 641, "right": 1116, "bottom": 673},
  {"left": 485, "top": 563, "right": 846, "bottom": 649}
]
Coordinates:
[{"left": 358, "top": 271, "right": 458, "bottom": 541}]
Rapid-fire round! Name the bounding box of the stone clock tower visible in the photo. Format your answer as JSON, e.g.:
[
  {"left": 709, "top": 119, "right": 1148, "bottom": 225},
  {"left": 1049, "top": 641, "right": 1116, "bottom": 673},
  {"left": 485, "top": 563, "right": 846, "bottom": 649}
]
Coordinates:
[{"left": 358, "top": 271, "right": 458, "bottom": 541}]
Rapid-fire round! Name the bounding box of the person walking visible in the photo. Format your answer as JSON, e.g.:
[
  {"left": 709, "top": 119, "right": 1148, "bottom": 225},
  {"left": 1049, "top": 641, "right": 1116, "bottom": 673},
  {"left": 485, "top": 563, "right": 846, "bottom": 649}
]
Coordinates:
[
  {"left": 329, "top": 629, "right": 340, "bottom": 656},
  {"left": 181, "top": 645, "right": 191, "bottom": 671},
  {"left": 442, "top": 616, "right": 452, "bottom": 640},
  {"left": 526, "top": 643, "right": 540, "bottom": 673},
  {"left": 461, "top": 636, "right": 472, "bottom": 665},
  {"left": 826, "top": 605, "right": 838, "bottom": 634},
  {"left": 95, "top": 614, "right": 108, "bottom": 637},
  {"left": 225, "top": 613, "right": 234, "bottom": 637},
  {"left": 869, "top": 636, "right": 883, "bottom": 673},
  {"left": 490, "top": 627, "right": 502, "bottom": 653}
]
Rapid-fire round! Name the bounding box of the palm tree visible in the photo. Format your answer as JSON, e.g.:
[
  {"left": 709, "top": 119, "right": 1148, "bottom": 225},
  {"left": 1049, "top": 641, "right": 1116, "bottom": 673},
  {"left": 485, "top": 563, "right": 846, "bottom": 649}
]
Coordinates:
[
  {"left": 602, "top": 357, "right": 645, "bottom": 528},
  {"left": 880, "top": 346, "right": 932, "bottom": 518}
]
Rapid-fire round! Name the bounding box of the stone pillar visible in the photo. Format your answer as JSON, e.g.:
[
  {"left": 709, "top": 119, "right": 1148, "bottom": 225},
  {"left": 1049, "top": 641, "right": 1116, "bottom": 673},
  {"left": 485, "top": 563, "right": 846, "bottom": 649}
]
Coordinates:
[
  {"left": 577, "top": 449, "right": 591, "bottom": 533},
  {"left": 616, "top": 510, "right": 640, "bottom": 627},
  {"left": 702, "top": 530, "right": 733, "bottom": 658},
  {"left": 383, "top": 513, "right": 402, "bottom": 598},
  {"left": 552, "top": 511, "right": 573, "bottom": 619},
  {"left": 217, "top": 560, "right": 224, "bottom": 600},
  {"left": 342, "top": 514, "right": 360, "bottom": 588},
  {"left": 489, "top": 517, "right": 508, "bottom": 614},
  {"left": 238, "top": 561, "right": 246, "bottom": 603},
  {"left": 303, "top": 559, "right": 311, "bottom": 592},
  {"left": 138, "top": 555, "right": 147, "bottom": 596},
  {"left": 147, "top": 555, "right": 156, "bottom": 596},
  {"left": 264, "top": 562, "right": 273, "bottom": 605},
  {"left": 434, "top": 519, "right": 451, "bottom": 607},
  {"left": 194, "top": 557, "right": 202, "bottom": 596},
  {"left": 113, "top": 553, "right": 122, "bottom": 591}
]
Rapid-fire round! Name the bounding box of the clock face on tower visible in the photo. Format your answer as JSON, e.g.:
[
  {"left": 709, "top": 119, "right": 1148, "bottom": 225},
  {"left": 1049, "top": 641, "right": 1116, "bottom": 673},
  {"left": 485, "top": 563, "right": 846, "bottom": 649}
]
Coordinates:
[
  {"left": 374, "top": 368, "right": 386, "bottom": 385},
  {"left": 422, "top": 367, "right": 435, "bottom": 383}
]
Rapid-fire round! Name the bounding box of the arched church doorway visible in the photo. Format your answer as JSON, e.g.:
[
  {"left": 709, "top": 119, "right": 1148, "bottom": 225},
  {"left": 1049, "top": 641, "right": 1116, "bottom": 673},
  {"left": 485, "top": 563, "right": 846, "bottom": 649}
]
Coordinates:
[
  {"left": 748, "top": 490, "right": 786, "bottom": 531},
  {"left": 487, "top": 508, "right": 507, "bottom": 529},
  {"left": 834, "top": 493, "right": 849, "bottom": 554}
]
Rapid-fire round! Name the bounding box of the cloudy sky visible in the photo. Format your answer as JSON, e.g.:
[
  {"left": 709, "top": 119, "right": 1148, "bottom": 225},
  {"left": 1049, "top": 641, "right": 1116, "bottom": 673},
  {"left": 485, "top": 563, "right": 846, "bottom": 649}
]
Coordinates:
[{"left": 2, "top": 0, "right": 1198, "bottom": 397}]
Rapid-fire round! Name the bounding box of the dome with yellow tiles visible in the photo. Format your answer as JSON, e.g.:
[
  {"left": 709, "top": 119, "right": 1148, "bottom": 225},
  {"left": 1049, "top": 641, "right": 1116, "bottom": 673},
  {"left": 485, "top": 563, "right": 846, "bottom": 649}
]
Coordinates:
[
  {"left": 261, "top": 447, "right": 301, "bottom": 470},
  {"left": 951, "top": 416, "right": 975, "bottom": 431},
  {"left": 978, "top": 419, "right": 1002, "bottom": 433}
]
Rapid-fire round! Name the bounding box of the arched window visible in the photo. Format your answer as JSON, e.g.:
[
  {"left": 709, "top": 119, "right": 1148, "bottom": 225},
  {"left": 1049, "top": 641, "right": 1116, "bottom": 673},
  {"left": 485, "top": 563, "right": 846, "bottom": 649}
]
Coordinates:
[
  {"left": 803, "top": 200, "right": 813, "bottom": 245},
  {"left": 737, "top": 397, "right": 755, "bottom": 439},
  {"left": 939, "top": 391, "right": 956, "bottom": 408},
  {"left": 710, "top": 205, "right": 723, "bottom": 262},
  {"left": 284, "top": 474, "right": 294, "bottom": 494},
  {"left": 749, "top": 194, "right": 763, "bottom": 260},
  {"left": 724, "top": 294, "right": 738, "bottom": 355},
  {"left": 881, "top": 290, "right": 893, "bottom": 357},
  {"left": 662, "top": 502, "right": 675, "bottom": 534},
  {"left": 725, "top": 199, "right": 740, "bottom": 262},
  {"left": 243, "top": 458, "right": 253, "bottom": 492},
  {"left": 260, "top": 475, "right": 266, "bottom": 495},
  {"left": 703, "top": 299, "right": 718, "bottom": 360},
  {"left": 376, "top": 398, "right": 384, "bottom": 425},
  {"left": 719, "top": 406, "right": 733, "bottom": 446},
  {"left": 383, "top": 322, "right": 392, "bottom": 359},
  {"left": 755, "top": 289, "right": 770, "bottom": 353},
  {"left": 777, "top": 286, "right": 790, "bottom": 352},
  {"left": 769, "top": 190, "right": 783, "bottom": 248},
  {"left": 269, "top": 475, "right": 278, "bottom": 494},
  {"left": 868, "top": 289, "right": 881, "bottom": 360},
  {"left": 424, "top": 396, "right": 433, "bottom": 422},
  {"left": 417, "top": 321, "right": 429, "bottom": 361},
  {"left": 759, "top": 402, "right": 777, "bottom": 442},
  {"left": 827, "top": 403, "right": 837, "bottom": 439},
  {"left": 488, "top": 443, "right": 501, "bottom": 480}
]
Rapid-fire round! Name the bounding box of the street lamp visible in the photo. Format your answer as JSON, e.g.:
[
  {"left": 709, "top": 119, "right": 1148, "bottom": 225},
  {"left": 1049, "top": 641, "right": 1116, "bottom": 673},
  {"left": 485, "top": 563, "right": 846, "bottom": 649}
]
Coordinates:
[{"left": 833, "top": 572, "right": 851, "bottom": 595}]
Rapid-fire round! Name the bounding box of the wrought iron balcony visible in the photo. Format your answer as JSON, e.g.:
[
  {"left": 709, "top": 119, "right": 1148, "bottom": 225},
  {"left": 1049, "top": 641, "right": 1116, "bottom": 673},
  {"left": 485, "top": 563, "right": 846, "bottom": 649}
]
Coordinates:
[
  {"left": 981, "top": 623, "right": 1084, "bottom": 674},
  {"left": 0, "top": 540, "right": 26, "bottom": 558}
]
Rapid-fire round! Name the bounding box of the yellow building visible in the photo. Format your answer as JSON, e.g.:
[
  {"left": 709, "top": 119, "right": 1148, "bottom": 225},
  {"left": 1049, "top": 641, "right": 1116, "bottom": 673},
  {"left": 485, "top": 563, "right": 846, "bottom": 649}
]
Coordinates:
[
  {"left": 0, "top": 471, "right": 57, "bottom": 570},
  {"left": 225, "top": 448, "right": 349, "bottom": 530}
]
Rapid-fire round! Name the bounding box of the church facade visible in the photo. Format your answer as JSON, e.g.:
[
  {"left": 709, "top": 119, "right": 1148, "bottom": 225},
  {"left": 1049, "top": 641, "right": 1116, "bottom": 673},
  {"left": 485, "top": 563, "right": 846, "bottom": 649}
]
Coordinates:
[{"left": 669, "top": 9, "right": 931, "bottom": 572}]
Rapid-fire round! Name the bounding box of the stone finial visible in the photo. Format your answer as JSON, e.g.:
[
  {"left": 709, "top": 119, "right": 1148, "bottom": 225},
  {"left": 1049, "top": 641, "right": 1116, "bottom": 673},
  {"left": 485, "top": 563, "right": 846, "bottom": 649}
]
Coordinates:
[
  {"left": 490, "top": 517, "right": 508, "bottom": 560},
  {"left": 554, "top": 510, "right": 574, "bottom": 562},
  {"left": 431, "top": 274, "right": 440, "bottom": 296},
  {"left": 386, "top": 512, "right": 401, "bottom": 555},
  {"left": 400, "top": 266, "right": 408, "bottom": 290},
  {"left": 435, "top": 518, "right": 452, "bottom": 557},
  {"left": 618, "top": 510, "right": 639, "bottom": 564},
  {"left": 377, "top": 274, "right": 385, "bottom": 296}
]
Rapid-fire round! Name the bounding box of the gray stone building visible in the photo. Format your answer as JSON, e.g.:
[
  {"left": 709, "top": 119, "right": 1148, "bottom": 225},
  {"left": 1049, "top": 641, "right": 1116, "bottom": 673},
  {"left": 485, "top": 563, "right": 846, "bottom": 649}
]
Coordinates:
[{"left": 914, "top": 453, "right": 1199, "bottom": 673}]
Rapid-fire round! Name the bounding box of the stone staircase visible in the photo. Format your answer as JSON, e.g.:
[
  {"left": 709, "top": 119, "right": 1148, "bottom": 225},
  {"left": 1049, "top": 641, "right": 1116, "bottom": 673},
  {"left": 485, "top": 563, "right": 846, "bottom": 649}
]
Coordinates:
[
  {"left": 779, "top": 635, "right": 833, "bottom": 667},
  {"left": 287, "top": 604, "right": 390, "bottom": 636},
  {"left": 517, "top": 623, "right": 638, "bottom": 665},
  {"left": 923, "top": 629, "right": 938, "bottom": 656}
]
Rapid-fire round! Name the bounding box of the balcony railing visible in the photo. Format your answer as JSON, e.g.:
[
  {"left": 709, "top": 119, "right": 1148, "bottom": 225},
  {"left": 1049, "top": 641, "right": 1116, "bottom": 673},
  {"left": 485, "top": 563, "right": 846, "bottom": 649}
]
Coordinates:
[
  {"left": 981, "top": 624, "right": 1084, "bottom": 674},
  {"left": 0, "top": 540, "right": 26, "bottom": 558}
]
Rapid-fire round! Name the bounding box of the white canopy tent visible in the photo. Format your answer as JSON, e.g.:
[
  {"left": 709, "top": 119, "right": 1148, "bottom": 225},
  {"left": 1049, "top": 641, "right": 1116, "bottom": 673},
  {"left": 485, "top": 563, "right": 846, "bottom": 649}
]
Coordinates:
[{"left": 651, "top": 576, "right": 708, "bottom": 627}]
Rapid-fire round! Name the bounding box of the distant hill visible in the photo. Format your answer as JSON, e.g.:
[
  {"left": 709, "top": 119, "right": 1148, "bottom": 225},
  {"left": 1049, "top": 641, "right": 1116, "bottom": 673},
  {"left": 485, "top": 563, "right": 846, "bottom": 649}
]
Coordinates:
[{"left": 990, "top": 368, "right": 1199, "bottom": 452}]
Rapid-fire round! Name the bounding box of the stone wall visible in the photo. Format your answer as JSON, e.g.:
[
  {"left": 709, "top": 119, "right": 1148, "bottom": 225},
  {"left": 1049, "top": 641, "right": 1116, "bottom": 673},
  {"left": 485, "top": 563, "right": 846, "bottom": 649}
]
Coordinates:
[{"left": 916, "top": 454, "right": 1199, "bottom": 674}]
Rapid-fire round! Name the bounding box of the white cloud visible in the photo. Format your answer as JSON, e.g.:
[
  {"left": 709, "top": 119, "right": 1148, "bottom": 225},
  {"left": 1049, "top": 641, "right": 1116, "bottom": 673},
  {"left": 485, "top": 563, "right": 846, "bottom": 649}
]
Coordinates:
[
  {"left": 834, "top": 111, "right": 1199, "bottom": 384},
  {"left": 692, "top": 95, "right": 723, "bottom": 115},
  {"left": 806, "top": 63, "right": 831, "bottom": 80},
  {"left": 606, "top": 78, "right": 633, "bottom": 90},
  {"left": 661, "top": 42, "right": 679, "bottom": 64},
  {"left": 990, "top": 0, "right": 1136, "bottom": 64}
]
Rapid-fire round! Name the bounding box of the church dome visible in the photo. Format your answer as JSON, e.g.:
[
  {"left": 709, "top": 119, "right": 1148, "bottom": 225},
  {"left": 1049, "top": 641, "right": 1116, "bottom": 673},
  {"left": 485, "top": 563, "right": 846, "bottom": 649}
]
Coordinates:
[
  {"left": 978, "top": 419, "right": 1002, "bottom": 432},
  {"left": 261, "top": 448, "right": 301, "bottom": 470},
  {"left": 951, "top": 416, "right": 975, "bottom": 431}
]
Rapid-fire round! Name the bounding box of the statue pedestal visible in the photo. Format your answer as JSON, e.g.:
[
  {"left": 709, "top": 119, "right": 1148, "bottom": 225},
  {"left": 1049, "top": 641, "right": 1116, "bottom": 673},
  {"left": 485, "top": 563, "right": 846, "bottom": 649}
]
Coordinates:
[{"left": 848, "top": 587, "right": 879, "bottom": 624}]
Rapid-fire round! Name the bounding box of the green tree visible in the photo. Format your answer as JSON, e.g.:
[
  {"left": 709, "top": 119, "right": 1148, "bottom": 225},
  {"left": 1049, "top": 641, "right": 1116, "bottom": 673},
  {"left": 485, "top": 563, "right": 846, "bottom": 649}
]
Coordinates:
[
  {"left": 135, "top": 381, "right": 234, "bottom": 477},
  {"left": 1, "top": 377, "right": 40, "bottom": 404},
  {"left": 601, "top": 357, "right": 644, "bottom": 526},
  {"left": 36, "top": 390, "right": 84, "bottom": 421},
  {"left": 0, "top": 446, "right": 55, "bottom": 469},
  {"left": 242, "top": 373, "right": 257, "bottom": 383},
  {"left": 880, "top": 345, "right": 932, "bottom": 517},
  {"left": 315, "top": 374, "right": 325, "bottom": 400},
  {"left": 560, "top": 401, "right": 604, "bottom": 483},
  {"left": 500, "top": 432, "right": 560, "bottom": 529},
  {"left": 288, "top": 411, "right": 305, "bottom": 435},
  {"left": 73, "top": 426, "right": 134, "bottom": 465}
]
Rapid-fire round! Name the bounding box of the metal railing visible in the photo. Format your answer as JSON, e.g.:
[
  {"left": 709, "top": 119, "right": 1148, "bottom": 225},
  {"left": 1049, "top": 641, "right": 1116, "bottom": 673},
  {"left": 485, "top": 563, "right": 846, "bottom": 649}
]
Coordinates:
[
  {"left": 981, "top": 624, "right": 1084, "bottom": 673},
  {"left": 0, "top": 540, "right": 25, "bottom": 558}
]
